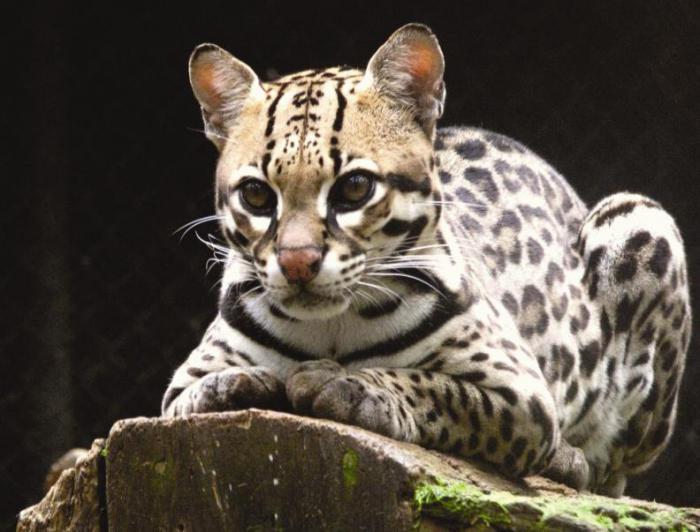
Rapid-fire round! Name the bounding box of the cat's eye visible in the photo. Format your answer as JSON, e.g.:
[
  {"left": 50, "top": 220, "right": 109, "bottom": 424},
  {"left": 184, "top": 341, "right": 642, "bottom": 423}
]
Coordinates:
[
  {"left": 330, "top": 172, "right": 376, "bottom": 211},
  {"left": 239, "top": 179, "right": 276, "bottom": 215}
]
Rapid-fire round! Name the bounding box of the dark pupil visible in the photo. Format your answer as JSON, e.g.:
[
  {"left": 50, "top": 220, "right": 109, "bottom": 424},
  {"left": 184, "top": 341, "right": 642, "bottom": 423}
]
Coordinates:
[
  {"left": 243, "top": 182, "right": 270, "bottom": 208},
  {"left": 343, "top": 175, "right": 370, "bottom": 202}
]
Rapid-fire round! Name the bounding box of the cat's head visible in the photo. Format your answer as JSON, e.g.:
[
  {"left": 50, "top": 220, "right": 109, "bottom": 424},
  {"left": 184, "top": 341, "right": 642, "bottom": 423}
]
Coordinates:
[{"left": 190, "top": 24, "right": 447, "bottom": 320}]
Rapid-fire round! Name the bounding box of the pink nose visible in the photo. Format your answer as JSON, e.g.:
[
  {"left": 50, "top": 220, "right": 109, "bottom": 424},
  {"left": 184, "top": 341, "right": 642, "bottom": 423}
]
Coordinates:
[{"left": 277, "top": 247, "right": 322, "bottom": 284}]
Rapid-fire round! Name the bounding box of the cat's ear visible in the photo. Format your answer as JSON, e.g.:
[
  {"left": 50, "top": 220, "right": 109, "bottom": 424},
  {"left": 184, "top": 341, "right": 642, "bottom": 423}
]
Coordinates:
[
  {"left": 189, "top": 44, "right": 264, "bottom": 150},
  {"left": 363, "top": 23, "right": 446, "bottom": 135}
]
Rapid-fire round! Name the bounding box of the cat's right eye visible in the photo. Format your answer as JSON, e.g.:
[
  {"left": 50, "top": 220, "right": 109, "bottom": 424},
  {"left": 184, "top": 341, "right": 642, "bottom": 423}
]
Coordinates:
[{"left": 238, "top": 179, "right": 277, "bottom": 215}]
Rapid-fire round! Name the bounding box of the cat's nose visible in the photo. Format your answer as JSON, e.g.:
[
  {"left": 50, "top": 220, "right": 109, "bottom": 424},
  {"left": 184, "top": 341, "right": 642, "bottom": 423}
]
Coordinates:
[{"left": 277, "top": 246, "right": 322, "bottom": 284}]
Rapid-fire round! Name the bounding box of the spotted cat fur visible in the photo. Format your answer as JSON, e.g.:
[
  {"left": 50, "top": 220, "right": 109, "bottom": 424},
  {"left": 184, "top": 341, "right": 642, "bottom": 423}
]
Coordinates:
[{"left": 162, "top": 24, "right": 690, "bottom": 496}]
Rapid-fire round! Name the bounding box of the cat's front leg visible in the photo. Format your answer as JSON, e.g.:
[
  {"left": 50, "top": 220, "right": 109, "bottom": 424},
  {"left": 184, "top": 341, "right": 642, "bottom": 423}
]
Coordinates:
[
  {"left": 161, "top": 317, "right": 287, "bottom": 416},
  {"left": 286, "top": 350, "right": 560, "bottom": 479}
]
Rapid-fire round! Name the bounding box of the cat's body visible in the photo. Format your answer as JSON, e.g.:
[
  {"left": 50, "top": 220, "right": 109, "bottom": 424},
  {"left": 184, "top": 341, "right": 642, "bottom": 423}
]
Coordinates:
[{"left": 163, "top": 25, "right": 690, "bottom": 496}]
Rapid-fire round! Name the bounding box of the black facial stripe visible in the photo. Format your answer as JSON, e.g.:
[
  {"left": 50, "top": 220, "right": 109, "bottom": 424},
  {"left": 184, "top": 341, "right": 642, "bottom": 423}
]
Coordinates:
[
  {"left": 325, "top": 206, "right": 364, "bottom": 256},
  {"left": 338, "top": 288, "right": 463, "bottom": 364},
  {"left": 261, "top": 152, "right": 272, "bottom": 178},
  {"left": 387, "top": 173, "right": 432, "bottom": 196},
  {"left": 252, "top": 214, "right": 279, "bottom": 258},
  {"left": 221, "top": 284, "right": 313, "bottom": 361},
  {"left": 232, "top": 229, "right": 250, "bottom": 247},
  {"left": 381, "top": 218, "right": 413, "bottom": 236},
  {"left": 333, "top": 83, "right": 347, "bottom": 131},
  {"left": 265, "top": 83, "right": 289, "bottom": 136},
  {"left": 330, "top": 147, "right": 342, "bottom": 175},
  {"left": 394, "top": 215, "right": 429, "bottom": 257}
]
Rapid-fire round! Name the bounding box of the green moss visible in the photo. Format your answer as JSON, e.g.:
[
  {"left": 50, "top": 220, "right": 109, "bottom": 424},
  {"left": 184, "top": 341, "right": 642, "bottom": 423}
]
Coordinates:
[
  {"left": 413, "top": 479, "right": 697, "bottom": 531},
  {"left": 144, "top": 459, "right": 175, "bottom": 494},
  {"left": 341, "top": 449, "right": 359, "bottom": 491},
  {"left": 99, "top": 446, "right": 109, "bottom": 458}
]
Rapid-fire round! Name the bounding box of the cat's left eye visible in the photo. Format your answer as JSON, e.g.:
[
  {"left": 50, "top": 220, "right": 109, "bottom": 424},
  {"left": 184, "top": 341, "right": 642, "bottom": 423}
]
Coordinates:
[
  {"left": 238, "top": 179, "right": 277, "bottom": 215},
  {"left": 330, "top": 172, "right": 376, "bottom": 211}
]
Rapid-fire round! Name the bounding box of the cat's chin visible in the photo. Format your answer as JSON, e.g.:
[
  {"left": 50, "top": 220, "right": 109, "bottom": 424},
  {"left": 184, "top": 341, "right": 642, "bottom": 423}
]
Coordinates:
[{"left": 276, "top": 293, "right": 350, "bottom": 321}]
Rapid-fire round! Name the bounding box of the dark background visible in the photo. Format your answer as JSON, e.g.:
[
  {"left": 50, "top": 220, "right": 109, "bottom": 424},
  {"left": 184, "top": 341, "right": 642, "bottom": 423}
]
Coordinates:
[{"left": 5, "top": 1, "right": 699, "bottom": 527}]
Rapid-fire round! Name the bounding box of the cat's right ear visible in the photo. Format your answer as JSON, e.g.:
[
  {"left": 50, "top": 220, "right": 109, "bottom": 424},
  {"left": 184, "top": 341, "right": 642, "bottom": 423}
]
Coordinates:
[{"left": 189, "top": 44, "right": 264, "bottom": 150}]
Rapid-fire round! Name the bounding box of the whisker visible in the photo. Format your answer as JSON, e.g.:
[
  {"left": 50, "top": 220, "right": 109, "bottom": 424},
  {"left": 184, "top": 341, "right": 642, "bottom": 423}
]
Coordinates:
[
  {"left": 356, "top": 280, "right": 407, "bottom": 305},
  {"left": 365, "top": 271, "right": 444, "bottom": 297},
  {"left": 173, "top": 214, "right": 225, "bottom": 240}
]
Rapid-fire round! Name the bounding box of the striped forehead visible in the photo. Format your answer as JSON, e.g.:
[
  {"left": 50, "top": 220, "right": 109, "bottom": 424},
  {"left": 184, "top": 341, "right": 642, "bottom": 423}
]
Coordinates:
[{"left": 261, "top": 67, "right": 363, "bottom": 179}]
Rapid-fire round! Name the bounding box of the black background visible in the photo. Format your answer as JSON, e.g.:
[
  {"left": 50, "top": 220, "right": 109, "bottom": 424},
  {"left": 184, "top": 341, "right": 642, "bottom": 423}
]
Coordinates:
[{"left": 6, "top": 1, "right": 700, "bottom": 527}]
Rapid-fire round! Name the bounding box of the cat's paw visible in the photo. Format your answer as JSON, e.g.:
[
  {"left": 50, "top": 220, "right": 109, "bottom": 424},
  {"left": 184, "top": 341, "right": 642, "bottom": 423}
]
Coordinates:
[
  {"left": 191, "top": 367, "right": 286, "bottom": 413},
  {"left": 542, "top": 440, "right": 591, "bottom": 491},
  {"left": 286, "top": 360, "right": 404, "bottom": 438}
]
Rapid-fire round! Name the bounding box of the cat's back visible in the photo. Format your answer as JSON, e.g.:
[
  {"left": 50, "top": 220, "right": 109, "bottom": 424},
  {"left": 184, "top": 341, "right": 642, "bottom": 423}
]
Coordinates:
[{"left": 435, "top": 126, "right": 587, "bottom": 268}]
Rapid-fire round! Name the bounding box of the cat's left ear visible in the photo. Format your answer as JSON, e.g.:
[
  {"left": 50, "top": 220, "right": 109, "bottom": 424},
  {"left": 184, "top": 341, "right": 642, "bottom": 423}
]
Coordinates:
[{"left": 363, "top": 23, "right": 446, "bottom": 135}]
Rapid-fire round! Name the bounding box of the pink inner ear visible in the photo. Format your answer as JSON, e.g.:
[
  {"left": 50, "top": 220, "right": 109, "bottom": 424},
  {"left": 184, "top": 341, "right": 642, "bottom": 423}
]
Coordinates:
[
  {"left": 407, "top": 44, "right": 440, "bottom": 89},
  {"left": 192, "top": 61, "right": 223, "bottom": 109}
]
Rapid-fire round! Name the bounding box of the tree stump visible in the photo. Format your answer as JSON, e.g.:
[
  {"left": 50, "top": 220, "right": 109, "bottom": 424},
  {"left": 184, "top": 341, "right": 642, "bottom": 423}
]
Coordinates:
[{"left": 17, "top": 410, "right": 700, "bottom": 531}]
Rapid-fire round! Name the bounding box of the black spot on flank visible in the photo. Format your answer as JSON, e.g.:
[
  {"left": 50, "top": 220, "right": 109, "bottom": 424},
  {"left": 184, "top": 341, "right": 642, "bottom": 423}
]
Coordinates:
[
  {"left": 501, "top": 292, "right": 519, "bottom": 317},
  {"left": 511, "top": 437, "right": 527, "bottom": 459},
  {"left": 579, "top": 341, "right": 601, "bottom": 378},
  {"left": 492, "top": 386, "right": 518, "bottom": 406},
  {"left": 381, "top": 218, "right": 413, "bottom": 236},
  {"left": 439, "top": 170, "right": 452, "bottom": 184},
  {"left": 455, "top": 139, "right": 486, "bottom": 160},
  {"left": 463, "top": 167, "right": 499, "bottom": 203},
  {"left": 573, "top": 389, "right": 601, "bottom": 426},
  {"left": 468, "top": 412, "right": 481, "bottom": 432},
  {"left": 479, "top": 388, "right": 494, "bottom": 417},
  {"left": 648, "top": 237, "right": 671, "bottom": 278},
  {"left": 455, "top": 187, "right": 487, "bottom": 215},
  {"left": 528, "top": 396, "right": 553, "bottom": 437},
  {"left": 460, "top": 213, "right": 482, "bottom": 232},
  {"left": 187, "top": 367, "right": 209, "bottom": 378},
  {"left": 486, "top": 437, "right": 498, "bottom": 454},
  {"left": 266, "top": 140, "right": 276, "bottom": 150},
  {"left": 616, "top": 294, "right": 643, "bottom": 333},
  {"left": 212, "top": 340, "right": 234, "bottom": 354},
  {"left": 625, "top": 231, "right": 652, "bottom": 251},
  {"left": 564, "top": 380, "right": 578, "bottom": 404},
  {"left": 526, "top": 238, "right": 544, "bottom": 264},
  {"left": 455, "top": 371, "right": 487, "bottom": 382},
  {"left": 500, "top": 409, "right": 514, "bottom": 441},
  {"left": 492, "top": 210, "right": 521, "bottom": 236},
  {"left": 615, "top": 257, "right": 638, "bottom": 282}
]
